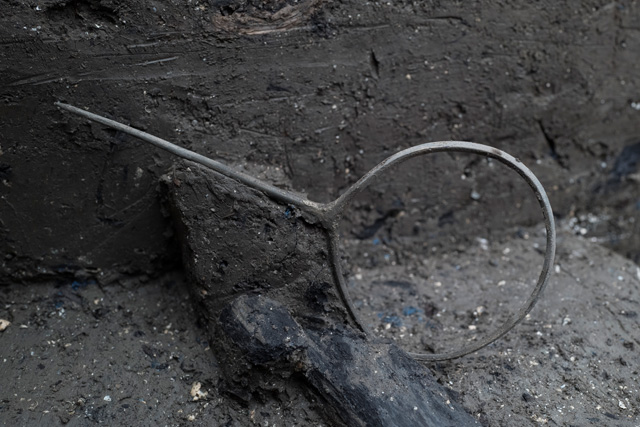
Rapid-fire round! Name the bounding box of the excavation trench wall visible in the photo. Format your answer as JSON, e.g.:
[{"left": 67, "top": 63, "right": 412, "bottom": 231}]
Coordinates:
[{"left": 1, "top": 0, "right": 639, "bottom": 283}]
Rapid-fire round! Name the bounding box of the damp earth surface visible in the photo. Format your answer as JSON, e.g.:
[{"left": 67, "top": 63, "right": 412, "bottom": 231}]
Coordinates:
[{"left": 2, "top": 0, "right": 640, "bottom": 425}]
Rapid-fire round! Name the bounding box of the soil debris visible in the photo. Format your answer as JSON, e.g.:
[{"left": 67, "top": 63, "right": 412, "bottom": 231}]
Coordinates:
[{"left": 189, "top": 382, "right": 207, "bottom": 401}]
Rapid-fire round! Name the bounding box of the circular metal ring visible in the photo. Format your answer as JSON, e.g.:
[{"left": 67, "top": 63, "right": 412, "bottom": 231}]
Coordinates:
[{"left": 327, "top": 141, "right": 556, "bottom": 361}]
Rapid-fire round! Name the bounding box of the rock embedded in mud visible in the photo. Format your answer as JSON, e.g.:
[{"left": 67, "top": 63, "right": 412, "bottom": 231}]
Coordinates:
[{"left": 165, "top": 161, "right": 479, "bottom": 426}]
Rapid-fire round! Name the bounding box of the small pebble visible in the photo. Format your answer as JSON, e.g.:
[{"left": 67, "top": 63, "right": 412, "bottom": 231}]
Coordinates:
[
  {"left": 190, "top": 382, "right": 207, "bottom": 401},
  {"left": 0, "top": 319, "right": 10, "bottom": 332},
  {"left": 476, "top": 237, "right": 489, "bottom": 251},
  {"left": 103, "top": 395, "right": 111, "bottom": 402}
]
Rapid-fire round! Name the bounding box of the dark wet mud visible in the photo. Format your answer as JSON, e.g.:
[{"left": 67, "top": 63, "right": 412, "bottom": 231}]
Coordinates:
[
  {"left": 2, "top": 0, "right": 640, "bottom": 425},
  {"left": 2, "top": 227, "right": 640, "bottom": 425}
]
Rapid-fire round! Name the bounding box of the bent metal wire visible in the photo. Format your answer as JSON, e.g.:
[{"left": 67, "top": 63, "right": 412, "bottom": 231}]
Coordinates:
[{"left": 55, "top": 101, "right": 556, "bottom": 362}]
